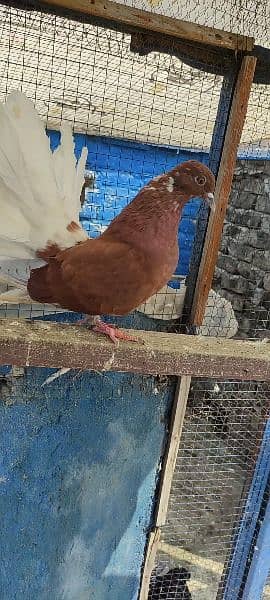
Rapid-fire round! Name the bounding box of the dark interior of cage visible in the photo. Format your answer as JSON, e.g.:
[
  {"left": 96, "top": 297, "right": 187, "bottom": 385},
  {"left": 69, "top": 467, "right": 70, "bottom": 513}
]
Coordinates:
[{"left": 0, "top": 4, "right": 269, "bottom": 600}]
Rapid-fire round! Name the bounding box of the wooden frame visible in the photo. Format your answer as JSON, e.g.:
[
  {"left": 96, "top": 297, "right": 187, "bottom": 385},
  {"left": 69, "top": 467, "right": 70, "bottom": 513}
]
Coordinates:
[
  {"left": 39, "top": 0, "right": 254, "bottom": 51},
  {"left": 0, "top": 4, "right": 258, "bottom": 598},
  {"left": 191, "top": 56, "right": 258, "bottom": 326},
  {"left": 0, "top": 319, "right": 269, "bottom": 381},
  {"left": 155, "top": 376, "right": 192, "bottom": 527}
]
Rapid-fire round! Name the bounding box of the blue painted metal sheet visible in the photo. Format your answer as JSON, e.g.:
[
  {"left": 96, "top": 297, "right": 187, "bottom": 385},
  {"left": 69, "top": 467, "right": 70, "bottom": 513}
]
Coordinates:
[
  {"left": 223, "top": 420, "right": 270, "bottom": 599},
  {"left": 242, "top": 484, "right": 270, "bottom": 600},
  {"left": 0, "top": 351, "right": 174, "bottom": 599}
]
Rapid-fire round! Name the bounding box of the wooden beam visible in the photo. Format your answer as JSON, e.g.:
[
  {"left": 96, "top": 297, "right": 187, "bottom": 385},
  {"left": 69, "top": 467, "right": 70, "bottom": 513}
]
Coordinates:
[
  {"left": 139, "top": 527, "right": 160, "bottom": 600},
  {"left": 139, "top": 376, "right": 192, "bottom": 599},
  {"left": 0, "top": 318, "right": 270, "bottom": 380},
  {"left": 39, "top": 0, "right": 254, "bottom": 51},
  {"left": 155, "top": 376, "right": 191, "bottom": 527},
  {"left": 190, "top": 55, "right": 257, "bottom": 326}
]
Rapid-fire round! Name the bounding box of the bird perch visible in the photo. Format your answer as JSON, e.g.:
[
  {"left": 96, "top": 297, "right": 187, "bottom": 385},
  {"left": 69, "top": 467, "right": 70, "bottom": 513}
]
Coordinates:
[{"left": 0, "top": 318, "right": 269, "bottom": 381}]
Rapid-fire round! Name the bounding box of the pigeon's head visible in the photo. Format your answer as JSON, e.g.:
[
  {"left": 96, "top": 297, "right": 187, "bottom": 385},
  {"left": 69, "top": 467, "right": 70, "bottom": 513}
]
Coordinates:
[{"left": 168, "top": 160, "right": 216, "bottom": 210}]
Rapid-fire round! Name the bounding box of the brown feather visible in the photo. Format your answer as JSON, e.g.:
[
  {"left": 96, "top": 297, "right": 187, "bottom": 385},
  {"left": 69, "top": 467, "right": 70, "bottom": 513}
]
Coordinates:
[{"left": 27, "top": 160, "right": 215, "bottom": 316}]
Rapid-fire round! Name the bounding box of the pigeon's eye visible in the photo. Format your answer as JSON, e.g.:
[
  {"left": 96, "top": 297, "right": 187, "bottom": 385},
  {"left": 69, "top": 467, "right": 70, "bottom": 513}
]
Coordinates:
[{"left": 195, "top": 175, "right": 206, "bottom": 186}]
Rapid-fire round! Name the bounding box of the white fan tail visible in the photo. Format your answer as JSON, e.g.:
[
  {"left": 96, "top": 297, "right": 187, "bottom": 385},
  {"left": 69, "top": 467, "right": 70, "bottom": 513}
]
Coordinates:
[
  {"left": 0, "top": 91, "right": 89, "bottom": 296},
  {"left": 0, "top": 91, "right": 88, "bottom": 261}
]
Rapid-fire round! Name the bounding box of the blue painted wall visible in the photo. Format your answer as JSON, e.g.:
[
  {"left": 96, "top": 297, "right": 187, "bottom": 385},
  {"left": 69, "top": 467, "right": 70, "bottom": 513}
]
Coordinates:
[{"left": 0, "top": 318, "right": 175, "bottom": 599}]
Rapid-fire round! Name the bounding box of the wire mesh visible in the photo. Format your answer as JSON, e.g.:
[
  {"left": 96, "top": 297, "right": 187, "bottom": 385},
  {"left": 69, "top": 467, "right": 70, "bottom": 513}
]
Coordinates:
[
  {"left": 0, "top": 5, "right": 221, "bottom": 145},
  {"left": 0, "top": 2, "right": 269, "bottom": 598},
  {"left": 149, "top": 378, "right": 270, "bottom": 600},
  {"left": 204, "top": 83, "right": 270, "bottom": 341},
  {"left": 0, "top": 1, "right": 223, "bottom": 329}
]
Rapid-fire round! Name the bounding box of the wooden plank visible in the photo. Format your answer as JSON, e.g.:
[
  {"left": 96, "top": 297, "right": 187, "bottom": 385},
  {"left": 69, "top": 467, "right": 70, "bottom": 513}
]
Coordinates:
[
  {"left": 139, "top": 527, "right": 161, "bottom": 600},
  {"left": 139, "top": 376, "right": 191, "bottom": 598},
  {"left": 39, "top": 0, "right": 254, "bottom": 51},
  {"left": 139, "top": 375, "right": 191, "bottom": 598},
  {"left": 190, "top": 55, "right": 257, "bottom": 326},
  {"left": 155, "top": 376, "right": 191, "bottom": 526},
  {"left": 0, "top": 318, "right": 270, "bottom": 380}
]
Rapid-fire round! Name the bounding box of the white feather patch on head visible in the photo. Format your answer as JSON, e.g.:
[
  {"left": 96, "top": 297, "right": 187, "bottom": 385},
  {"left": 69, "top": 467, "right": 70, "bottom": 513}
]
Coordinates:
[{"left": 166, "top": 177, "right": 174, "bottom": 193}]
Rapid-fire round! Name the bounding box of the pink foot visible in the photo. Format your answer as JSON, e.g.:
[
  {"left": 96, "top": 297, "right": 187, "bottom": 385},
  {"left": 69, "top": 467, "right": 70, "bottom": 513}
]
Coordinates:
[
  {"left": 93, "top": 319, "right": 141, "bottom": 344},
  {"left": 76, "top": 315, "right": 143, "bottom": 344}
]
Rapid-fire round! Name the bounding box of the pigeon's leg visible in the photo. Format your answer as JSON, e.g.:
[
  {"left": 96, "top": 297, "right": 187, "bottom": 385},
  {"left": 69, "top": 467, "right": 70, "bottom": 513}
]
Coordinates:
[
  {"left": 81, "top": 315, "right": 142, "bottom": 344},
  {"left": 93, "top": 318, "right": 141, "bottom": 344}
]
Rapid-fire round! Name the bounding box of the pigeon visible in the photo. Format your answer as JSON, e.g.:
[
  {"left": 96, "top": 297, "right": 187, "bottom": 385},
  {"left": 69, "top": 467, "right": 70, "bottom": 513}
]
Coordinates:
[{"left": 0, "top": 91, "right": 215, "bottom": 343}]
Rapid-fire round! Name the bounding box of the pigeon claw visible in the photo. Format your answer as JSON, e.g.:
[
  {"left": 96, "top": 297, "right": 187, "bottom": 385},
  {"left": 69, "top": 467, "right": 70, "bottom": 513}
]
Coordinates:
[{"left": 92, "top": 319, "right": 141, "bottom": 345}]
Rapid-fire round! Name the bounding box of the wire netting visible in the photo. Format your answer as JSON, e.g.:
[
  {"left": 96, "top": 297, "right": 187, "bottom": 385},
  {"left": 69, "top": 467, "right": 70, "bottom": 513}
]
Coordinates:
[
  {"left": 149, "top": 378, "right": 270, "bottom": 599},
  {"left": 0, "top": 2, "right": 269, "bottom": 599},
  {"left": 0, "top": 1, "right": 224, "bottom": 330},
  {"left": 211, "top": 83, "right": 270, "bottom": 341}
]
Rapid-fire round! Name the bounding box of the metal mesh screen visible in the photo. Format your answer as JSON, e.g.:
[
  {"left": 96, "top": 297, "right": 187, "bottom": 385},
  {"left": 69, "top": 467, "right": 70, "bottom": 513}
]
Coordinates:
[
  {"left": 0, "top": 5, "right": 222, "bottom": 145},
  {"left": 149, "top": 378, "right": 270, "bottom": 599},
  {"left": 203, "top": 83, "right": 270, "bottom": 342},
  {"left": 0, "top": 2, "right": 269, "bottom": 598},
  {"left": 0, "top": 2, "right": 224, "bottom": 330},
  {"left": 175, "top": 78, "right": 270, "bottom": 341}
]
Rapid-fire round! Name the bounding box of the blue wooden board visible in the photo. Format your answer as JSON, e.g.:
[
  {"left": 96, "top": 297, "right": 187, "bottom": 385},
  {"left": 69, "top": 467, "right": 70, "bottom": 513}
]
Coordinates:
[
  {"left": 224, "top": 420, "right": 270, "bottom": 599},
  {"left": 0, "top": 354, "right": 175, "bottom": 599}
]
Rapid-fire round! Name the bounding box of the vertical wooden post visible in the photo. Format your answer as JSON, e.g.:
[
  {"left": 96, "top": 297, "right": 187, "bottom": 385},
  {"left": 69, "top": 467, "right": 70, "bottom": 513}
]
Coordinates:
[
  {"left": 190, "top": 55, "right": 257, "bottom": 326},
  {"left": 139, "top": 376, "right": 191, "bottom": 600},
  {"left": 155, "top": 376, "right": 192, "bottom": 527},
  {"left": 183, "top": 68, "right": 239, "bottom": 319}
]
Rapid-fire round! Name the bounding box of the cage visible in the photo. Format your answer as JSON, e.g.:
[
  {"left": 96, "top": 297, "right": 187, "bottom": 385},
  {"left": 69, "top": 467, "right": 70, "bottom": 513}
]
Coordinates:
[{"left": 0, "top": 2, "right": 269, "bottom": 600}]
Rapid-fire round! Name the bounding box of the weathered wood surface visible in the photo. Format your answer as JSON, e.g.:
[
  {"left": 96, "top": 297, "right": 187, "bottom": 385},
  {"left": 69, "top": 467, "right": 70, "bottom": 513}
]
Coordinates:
[
  {"left": 0, "top": 319, "right": 269, "bottom": 380},
  {"left": 155, "top": 376, "right": 191, "bottom": 527},
  {"left": 139, "top": 527, "right": 161, "bottom": 600},
  {"left": 191, "top": 55, "right": 257, "bottom": 326},
  {"left": 39, "top": 0, "right": 253, "bottom": 51}
]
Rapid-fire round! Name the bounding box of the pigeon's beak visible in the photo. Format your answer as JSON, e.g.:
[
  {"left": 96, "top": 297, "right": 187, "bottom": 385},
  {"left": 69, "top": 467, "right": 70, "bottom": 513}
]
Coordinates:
[{"left": 204, "top": 191, "right": 215, "bottom": 211}]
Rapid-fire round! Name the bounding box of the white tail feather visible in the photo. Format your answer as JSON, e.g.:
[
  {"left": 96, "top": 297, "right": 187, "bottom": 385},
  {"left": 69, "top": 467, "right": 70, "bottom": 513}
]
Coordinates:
[
  {"left": 0, "top": 92, "right": 89, "bottom": 307},
  {"left": 53, "top": 122, "right": 85, "bottom": 222},
  {"left": 0, "top": 91, "right": 88, "bottom": 264}
]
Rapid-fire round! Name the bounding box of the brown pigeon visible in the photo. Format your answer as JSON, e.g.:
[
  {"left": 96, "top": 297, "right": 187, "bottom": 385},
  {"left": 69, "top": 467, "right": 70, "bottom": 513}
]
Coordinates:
[{"left": 0, "top": 92, "right": 215, "bottom": 343}]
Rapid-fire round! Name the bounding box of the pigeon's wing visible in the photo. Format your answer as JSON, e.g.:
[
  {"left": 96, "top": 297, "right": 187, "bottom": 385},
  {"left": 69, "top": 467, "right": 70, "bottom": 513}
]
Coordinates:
[{"left": 27, "top": 237, "right": 156, "bottom": 315}]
